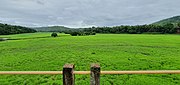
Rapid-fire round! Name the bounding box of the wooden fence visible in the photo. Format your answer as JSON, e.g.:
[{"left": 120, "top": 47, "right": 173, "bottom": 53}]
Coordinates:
[{"left": 0, "top": 64, "right": 180, "bottom": 85}]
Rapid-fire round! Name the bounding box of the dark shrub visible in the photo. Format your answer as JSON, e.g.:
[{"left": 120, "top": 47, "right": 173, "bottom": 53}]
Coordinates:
[
  {"left": 78, "top": 32, "right": 85, "bottom": 36},
  {"left": 0, "top": 38, "right": 7, "bottom": 41},
  {"left": 0, "top": 38, "right": 5, "bottom": 41},
  {"left": 91, "top": 32, "right": 96, "bottom": 35},
  {"left": 70, "top": 32, "right": 96, "bottom": 36},
  {"left": 91, "top": 52, "right": 96, "bottom": 54},
  {"left": 84, "top": 32, "right": 90, "bottom": 35},
  {"left": 51, "top": 32, "right": 58, "bottom": 37},
  {"left": 70, "top": 32, "right": 79, "bottom": 36}
]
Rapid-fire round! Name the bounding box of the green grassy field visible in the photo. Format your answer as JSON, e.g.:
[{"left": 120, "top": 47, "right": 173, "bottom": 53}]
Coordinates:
[{"left": 0, "top": 33, "right": 180, "bottom": 85}]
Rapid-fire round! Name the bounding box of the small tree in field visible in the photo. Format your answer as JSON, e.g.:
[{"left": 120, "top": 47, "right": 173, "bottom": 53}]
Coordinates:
[{"left": 51, "top": 32, "right": 58, "bottom": 37}]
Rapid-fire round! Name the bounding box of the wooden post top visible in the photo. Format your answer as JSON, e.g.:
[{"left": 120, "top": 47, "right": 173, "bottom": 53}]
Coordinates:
[
  {"left": 91, "top": 64, "right": 100, "bottom": 68},
  {"left": 91, "top": 63, "right": 100, "bottom": 85},
  {"left": 63, "top": 64, "right": 74, "bottom": 68}
]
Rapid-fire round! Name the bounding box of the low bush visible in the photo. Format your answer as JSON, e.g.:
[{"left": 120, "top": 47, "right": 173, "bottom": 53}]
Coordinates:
[{"left": 51, "top": 33, "right": 58, "bottom": 37}]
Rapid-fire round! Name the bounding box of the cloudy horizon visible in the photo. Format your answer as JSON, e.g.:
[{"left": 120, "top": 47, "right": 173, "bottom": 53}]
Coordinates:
[{"left": 0, "top": 0, "right": 180, "bottom": 28}]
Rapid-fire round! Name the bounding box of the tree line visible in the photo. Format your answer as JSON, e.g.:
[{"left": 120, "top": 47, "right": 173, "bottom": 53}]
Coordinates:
[
  {"left": 82, "top": 23, "right": 180, "bottom": 34},
  {"left": 63, "top": 30, "right": 96, "bottom": 36},
  {"left": 1, "top": 22, "right": 180, "bottom": 35},
  {"left": 0, "top": 23, "right": 36, "bottom": 35}
]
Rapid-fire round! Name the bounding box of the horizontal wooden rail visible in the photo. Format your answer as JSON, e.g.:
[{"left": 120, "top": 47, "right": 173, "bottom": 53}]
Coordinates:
[
  {"left": 0, "top": 71, "right": 63, "bottom": 75},
  {"left": 101, "top": 70, "right": 180, "bottom": 74},
  {"left": 0, "top": 70, "right": 180, "bottom": 75}
]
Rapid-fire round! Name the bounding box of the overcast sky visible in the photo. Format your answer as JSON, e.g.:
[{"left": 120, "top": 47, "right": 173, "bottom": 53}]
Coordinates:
[{"left": 0, "top": 0, "right": 180, "bottom": 28}]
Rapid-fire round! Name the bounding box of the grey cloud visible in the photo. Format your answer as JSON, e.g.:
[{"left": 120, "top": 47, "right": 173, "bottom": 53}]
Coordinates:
[
  {"left": 36, "top": 0, "right": 45, "bottom": 5},
  {"left": 0, "top": 0, "right": 180, "bottom": 27}
]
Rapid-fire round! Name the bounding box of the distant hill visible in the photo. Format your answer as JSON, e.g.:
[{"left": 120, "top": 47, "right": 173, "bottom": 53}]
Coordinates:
[
  {"left": 153, "top": 16, "right": 180, "bottom": 26},
  {"left": 32, "top": 26, "right": 72, "bottom": 32},
  {"left": 0, "top": 23, "right": 36, "bottom": 35}
]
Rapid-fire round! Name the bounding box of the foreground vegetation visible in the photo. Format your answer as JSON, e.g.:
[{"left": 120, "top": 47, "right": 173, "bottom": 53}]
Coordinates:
[{"left": 0, "top": 33, "right": 180, "bottom": 85}]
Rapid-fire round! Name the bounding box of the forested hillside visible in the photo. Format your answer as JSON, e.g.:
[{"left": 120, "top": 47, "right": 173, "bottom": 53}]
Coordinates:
[
  {"left": 153, "top": 16, "right": 180, "bottom": 26},
  {"left": 0, "top": 23, "right": 36, "bottom": 35}
]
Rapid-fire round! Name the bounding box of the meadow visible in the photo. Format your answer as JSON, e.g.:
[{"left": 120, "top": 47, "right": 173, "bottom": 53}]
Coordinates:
[{"left": 0, "top": 33, "right": 180, "bottom": 85}]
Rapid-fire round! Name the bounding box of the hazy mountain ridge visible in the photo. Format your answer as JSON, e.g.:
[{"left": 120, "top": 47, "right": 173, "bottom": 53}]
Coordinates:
[{"left": 32, "top": 26, "right": 72, "bottom": 32}]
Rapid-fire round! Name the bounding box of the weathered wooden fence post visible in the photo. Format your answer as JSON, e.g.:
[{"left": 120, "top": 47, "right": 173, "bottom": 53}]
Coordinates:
[
  {"left": 90, "top": 64, "right": 100, "bottom": 85},
  {"left": 63, "top": 64, "right": 75, "bottom": 85}
]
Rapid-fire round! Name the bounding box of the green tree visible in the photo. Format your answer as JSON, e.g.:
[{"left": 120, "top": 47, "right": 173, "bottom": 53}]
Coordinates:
[
  {"left": 51, "top": 32, "right": 58, "bottom": 37},
  {"left": 177, "top": 22, "right": 180, "bottom": 27}
]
